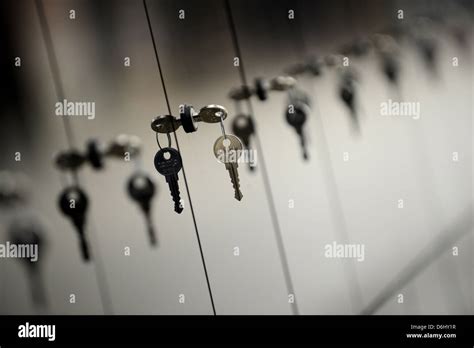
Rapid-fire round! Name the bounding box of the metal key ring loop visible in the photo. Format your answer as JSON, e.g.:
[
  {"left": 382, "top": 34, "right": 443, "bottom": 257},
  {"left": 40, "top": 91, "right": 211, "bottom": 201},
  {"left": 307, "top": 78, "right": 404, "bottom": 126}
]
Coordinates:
[
  {"left": 219, "top": 117, "right": 227, "bottom": 140},
  {"left": 155, "top": 132, "right": 172, "bottom": 150}
]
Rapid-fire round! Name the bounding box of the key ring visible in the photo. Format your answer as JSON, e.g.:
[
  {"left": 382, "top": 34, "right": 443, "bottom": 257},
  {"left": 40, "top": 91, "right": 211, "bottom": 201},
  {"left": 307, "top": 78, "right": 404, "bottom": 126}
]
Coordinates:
[
  {"left": 155, "top": 131, "right": 172, "bottom": 150},
  {"left": 219, "top": 117, "right": 227, "bottom": 140}
]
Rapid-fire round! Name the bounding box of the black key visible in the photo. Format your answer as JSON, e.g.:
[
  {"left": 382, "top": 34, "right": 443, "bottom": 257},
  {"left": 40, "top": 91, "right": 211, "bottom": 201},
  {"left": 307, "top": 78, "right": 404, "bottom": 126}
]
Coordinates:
[
  {"left": 286, "top": 103, "right": 309, "bottom": 160},
  {"left": 87, "top": 139, "right": 104, "bottom": 169},
  {"left": 58, "top": 186, "right": 90, "bottom": 261},
  {"left": 417, "top": 37, "right": 437, "bottom": 74},
  {"left": 9, "top": 218, "right": 48, "bottom": 308},
  {"left": 154, "top": 147, "right": 183, "bottom": 214},
  {"left": 339, "top": 76, "right": 359, "bottom": 132},
  {"left": 180, "top": 104, "right": 198, "bottom": 133},
  {"left": 254, "top": 78, "right": 268, "bottom": 101},
  {"left": 127, "top": 173, "right": 157, "bottom": 246},
  {"left": 382, "top": 54, "right": 399, "bottom": 86},
  {"left": 232, "top": 114, "right": 255, "bottom": 171}
]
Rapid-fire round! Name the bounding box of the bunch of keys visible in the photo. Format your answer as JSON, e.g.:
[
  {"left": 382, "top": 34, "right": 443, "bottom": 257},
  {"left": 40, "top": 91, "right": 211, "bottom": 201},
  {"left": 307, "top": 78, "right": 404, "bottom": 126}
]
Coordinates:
[
  {"left": 228, "top": 75, "right": 297, "bottom": 102},
  {"left": 151, "top": 105, "right": 228, "bottom": 134},
  {"left": 58, "top": 186, "right": 91, "bottom": 261},
  {"left": 55, "top": 135, "right": 157, "bottom": 251},
  {"left": 55, "top": 134, "right": 142, "bottom": 172},
  {"left": 127, "top": 172, "right": 158, "bottom": 245},
  {"left": 151, "top": 104, "right": 231, "bottom": 212},
  {"left": 9, "top": 217, "right": 48, "bottom": 308}
]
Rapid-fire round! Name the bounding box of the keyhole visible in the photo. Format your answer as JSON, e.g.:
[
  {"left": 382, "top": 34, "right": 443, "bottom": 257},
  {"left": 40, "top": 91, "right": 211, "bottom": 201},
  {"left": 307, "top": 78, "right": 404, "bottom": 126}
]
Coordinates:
[
  {"left": 223, "top": 138, "right": 231, "bottom": 147},
  {"left": 237, "top": 117, "right": 247, "bottom": 128},
  {"left": 134, "top": 176, "right": 146, "bottom": 189},
  {"left": 164, "top": 151, "right": 171, "bottom": 160}
]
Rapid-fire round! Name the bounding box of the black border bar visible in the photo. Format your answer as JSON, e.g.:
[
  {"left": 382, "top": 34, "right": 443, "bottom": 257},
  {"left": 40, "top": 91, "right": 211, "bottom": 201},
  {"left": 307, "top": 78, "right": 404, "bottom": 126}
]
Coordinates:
[{"left": 0, "top": 315, "right": 473, "bottom": 346}]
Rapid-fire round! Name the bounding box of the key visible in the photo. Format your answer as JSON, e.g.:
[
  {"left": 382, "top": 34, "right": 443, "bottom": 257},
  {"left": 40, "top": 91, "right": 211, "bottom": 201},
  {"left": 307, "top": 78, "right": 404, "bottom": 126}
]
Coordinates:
[
  {"left": 339, "top": 75, "right": 360, "bottom": 132},
  {"left": 106, "top": 134, "right": 142, "bottom": 159},
  {"left": 417, "top": 37, "right": 437, "bottom": 74},
  {"left": 180, "top": 104, "right": 198, "bottom": 133},
  {"left": 341, "top": 38, "right": 372, "bottom": 57},
  {"left": 154, "top": 147, "right": 184, "bottom": 214},
  {"left": 198, "top": 105, "right": 228, "bottom": 123},
  {"left": 55, "top": 150, "right": 86, "bottom": 171},
  {"left": 127, "top": 173, "right": 158, "bottom": 246},
  {"left": 286, "top": 58, "right": 322, "bottom": 77},
  {"left": 255, "top": 78, "right": 268, "bottom": 101},
  {"left": 151, "top": 115, "right": 181, "bottom": 133},
  {"left": 58, "top": 186, "right": 91, "bottom": 261},
  {"left": 382, "top": 54, "right": 399, "bottom": 86},
  {"left": 269, "top": 76, "right": 297, "bottom": 91},
  {"left": 306, "top": 57, "right": 323, "bottom": 76},
  {"left": 373, "top": 34, "right": 400, "bottom": 86},
  {"left": 213, "top": 135, "right": 243, "bottom": 201},
  {"left": 286, "top": 103, "right": 309, "bottom": 160},
  {"left": 9, "top": 218, "right": 48, "bottom": 308},
  {"left": 87, "top": 139, "right": 104, "bottom": 169},
  {"left": 232, "top": 114, "right": 255, "bottom": 171},
  {"left": 229, "top": 85, "right": 253, "bottom": 101}
]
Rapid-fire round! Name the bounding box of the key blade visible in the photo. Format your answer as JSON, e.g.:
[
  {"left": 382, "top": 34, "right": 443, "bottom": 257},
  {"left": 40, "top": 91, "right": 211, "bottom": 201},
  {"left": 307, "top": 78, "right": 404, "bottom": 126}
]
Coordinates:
[
  {"left": 146, "top": 217, "right": 158, "bottom": 246},
  {"left": 235, "top": 191, "right": 243, "bottom": 201},
  {"left": 225, "top": 163, "right": 243, "bottom": 201},
  {"left": 297, "top": 129, "right": 309, "bottom": 161},
  {"left": 79, "top": 235, "right": 91, "bottom": 262},
  {"left": 166, "top": 174, "right": 183, "bottom": 214}
]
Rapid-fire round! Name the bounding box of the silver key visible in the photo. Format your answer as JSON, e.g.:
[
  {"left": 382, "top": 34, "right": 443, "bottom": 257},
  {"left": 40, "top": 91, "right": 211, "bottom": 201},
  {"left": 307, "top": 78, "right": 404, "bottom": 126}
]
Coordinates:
[{"left": 213, "top": 135, "right": 243, "bottom": 201}]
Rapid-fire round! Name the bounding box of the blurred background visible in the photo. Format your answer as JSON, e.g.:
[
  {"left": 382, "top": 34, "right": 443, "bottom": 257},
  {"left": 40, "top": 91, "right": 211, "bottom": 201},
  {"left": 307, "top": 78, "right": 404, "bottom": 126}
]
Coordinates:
[{"left": 0, "top": 0, "right": 472, "bottom": 315}]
